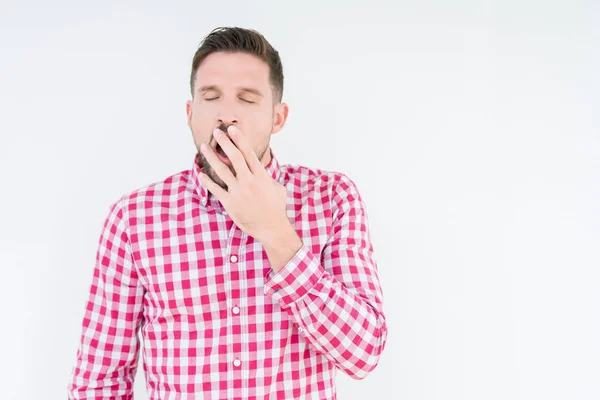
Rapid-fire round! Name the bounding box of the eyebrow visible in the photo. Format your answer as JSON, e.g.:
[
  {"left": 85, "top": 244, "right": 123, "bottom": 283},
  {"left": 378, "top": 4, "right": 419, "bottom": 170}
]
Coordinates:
[{"left": 198, "top": 85, "right": 264, "bottom": 97}]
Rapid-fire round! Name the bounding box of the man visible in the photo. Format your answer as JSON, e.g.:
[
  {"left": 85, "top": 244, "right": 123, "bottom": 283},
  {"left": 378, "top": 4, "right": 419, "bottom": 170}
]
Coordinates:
[{"left": 67, "top": 26, "right": 387, "bottom": 399}]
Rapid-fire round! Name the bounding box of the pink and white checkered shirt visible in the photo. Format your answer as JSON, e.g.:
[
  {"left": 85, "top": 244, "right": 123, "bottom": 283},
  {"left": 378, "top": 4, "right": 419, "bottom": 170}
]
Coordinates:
[{"left": 67, "top": 149, "right": 387, "bottom": 399}]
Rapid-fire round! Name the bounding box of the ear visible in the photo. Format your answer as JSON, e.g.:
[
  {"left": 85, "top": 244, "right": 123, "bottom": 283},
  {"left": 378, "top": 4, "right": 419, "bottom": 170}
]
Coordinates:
[
  {"left": 271, "top": 102, "right": 289, "bottom": 135},
  {"left": 186, "top": 99, "right": 193, "bottom": 129}
]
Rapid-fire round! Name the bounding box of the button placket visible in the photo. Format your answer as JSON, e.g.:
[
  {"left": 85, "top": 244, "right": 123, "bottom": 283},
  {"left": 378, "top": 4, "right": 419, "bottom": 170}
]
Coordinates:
[{"left": 226, "top": 229, "right": 245, "bottom": 388}]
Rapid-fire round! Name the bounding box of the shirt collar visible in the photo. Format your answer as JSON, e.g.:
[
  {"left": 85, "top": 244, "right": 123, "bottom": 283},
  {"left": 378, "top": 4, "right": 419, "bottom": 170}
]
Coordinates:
[{"left": 191, "top": 147, "right": 282, "bottom": 210}]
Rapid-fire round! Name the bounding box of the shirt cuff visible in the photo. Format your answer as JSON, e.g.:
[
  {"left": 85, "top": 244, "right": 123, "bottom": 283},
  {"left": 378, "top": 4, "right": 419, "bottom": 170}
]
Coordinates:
[{"left": 264, "top": 243, "right": 325, "bottom": 308}]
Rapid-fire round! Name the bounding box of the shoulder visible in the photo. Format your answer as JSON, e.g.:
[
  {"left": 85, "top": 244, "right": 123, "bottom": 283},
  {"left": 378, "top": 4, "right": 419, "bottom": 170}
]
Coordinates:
[
  {"left": 107, "top": 168, "right": 192, "bottom": 216},
  {"left": 280, "top": 162, "right": 363, "bottom": 206}
]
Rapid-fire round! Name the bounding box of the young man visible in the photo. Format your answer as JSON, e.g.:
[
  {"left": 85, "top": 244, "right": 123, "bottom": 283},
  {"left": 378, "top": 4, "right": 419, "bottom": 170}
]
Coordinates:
[{"left": 67, "top": 26, "right": 387, "bottom": 400}]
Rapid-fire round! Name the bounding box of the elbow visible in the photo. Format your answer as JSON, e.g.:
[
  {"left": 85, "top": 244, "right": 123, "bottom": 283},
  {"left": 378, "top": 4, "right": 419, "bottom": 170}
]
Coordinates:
[
  {"left": 344, "top": 322, "right": 389, "bottom": 381},
  {"left": 345, "top": 353, "right": 382, "bottom": 380}
]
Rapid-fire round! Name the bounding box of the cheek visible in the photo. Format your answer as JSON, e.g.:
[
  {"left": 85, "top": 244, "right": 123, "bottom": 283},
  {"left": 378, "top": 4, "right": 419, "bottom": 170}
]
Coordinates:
[
  {"left": 245, "top": 109, "right": 273, "bottom": 132},
  {"left": 192, "top": 104, "right": 217, "bottom": 127},
  {"left": 190, "top": 105, "right": 212, "bottom": 134},
  {"left": 190, "top": 103, "right": 208, "bottom": 124}
]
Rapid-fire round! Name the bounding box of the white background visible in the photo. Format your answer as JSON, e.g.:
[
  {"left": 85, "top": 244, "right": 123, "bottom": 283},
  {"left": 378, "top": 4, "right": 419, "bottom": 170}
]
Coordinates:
[{"left": 0, "top": 0, "right": 598, "bottom": 399}]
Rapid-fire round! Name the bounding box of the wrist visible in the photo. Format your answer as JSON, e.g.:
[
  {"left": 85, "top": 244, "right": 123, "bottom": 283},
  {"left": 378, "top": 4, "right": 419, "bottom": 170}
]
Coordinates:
[{"left": 261, "top": 222, "right": 303, "bottom": 273}]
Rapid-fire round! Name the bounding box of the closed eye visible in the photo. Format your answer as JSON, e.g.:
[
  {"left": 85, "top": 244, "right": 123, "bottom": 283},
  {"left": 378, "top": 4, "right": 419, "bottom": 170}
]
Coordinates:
[{"left": 204, "top": 97, "right": 255, "bottom": 104}]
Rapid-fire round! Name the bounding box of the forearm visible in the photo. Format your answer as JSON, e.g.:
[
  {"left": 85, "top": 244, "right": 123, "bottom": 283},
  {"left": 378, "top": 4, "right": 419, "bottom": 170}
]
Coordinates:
[{"left": 264, "top": 244, "right": 387, "bottom": 379}]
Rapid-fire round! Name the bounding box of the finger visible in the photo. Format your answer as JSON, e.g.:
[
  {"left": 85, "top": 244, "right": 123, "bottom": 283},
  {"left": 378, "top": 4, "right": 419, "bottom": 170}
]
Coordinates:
[
  {"left": 200, "top": 141, "right": 236, "bottom": 185},
  {"left": 227, "top": 125, "right": 263, "bottom": 174},
  {"left": 197, "top": 170, "right": 228, "bottom": 199},
  {"left": 213, "top": 128, "right": 250, "bottom": 180}
]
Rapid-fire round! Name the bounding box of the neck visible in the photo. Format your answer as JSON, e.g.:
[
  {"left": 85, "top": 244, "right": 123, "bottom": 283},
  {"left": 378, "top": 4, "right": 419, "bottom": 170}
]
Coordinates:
[{"left": 261, "top": 147, "right": 273, "bottom": 168}]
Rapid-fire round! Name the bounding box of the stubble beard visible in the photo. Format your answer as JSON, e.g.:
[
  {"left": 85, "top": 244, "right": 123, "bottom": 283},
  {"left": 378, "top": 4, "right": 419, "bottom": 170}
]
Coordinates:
[{"left": 193, "top": 119, "right": 272, "bottom": 191}]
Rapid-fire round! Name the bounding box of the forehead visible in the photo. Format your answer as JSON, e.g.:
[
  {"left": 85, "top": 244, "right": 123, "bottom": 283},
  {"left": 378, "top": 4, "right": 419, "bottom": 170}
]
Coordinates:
[{"left": 195, "top": 51, "right": 270, "bottom": 89}]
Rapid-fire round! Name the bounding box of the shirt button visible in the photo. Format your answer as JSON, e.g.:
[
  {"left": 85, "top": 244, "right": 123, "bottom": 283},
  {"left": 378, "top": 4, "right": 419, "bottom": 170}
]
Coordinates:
[
  {"left": 232, "top": 306, "right": 240, "bottom": 315},
  {"left": 230, "top": 255, "right": 238, "bottom": 263},
  {"left": 233, "top": 359, "right": 241, "bottom": 367}
]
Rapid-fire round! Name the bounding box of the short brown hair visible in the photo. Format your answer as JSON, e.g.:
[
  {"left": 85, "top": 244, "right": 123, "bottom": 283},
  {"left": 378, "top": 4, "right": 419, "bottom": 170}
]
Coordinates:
[{"left": 190, "top": 27, "right": 284, "bottom": 103}]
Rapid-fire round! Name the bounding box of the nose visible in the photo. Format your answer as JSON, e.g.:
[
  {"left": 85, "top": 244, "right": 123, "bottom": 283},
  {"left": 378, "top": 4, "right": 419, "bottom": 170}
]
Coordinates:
[
  {"left": 216, "top": 118, "right": 238, "bottom": 133},
  {"left": 215, "top": 96, "right": 240, "bottom": 131},
  {"left": 218, "top": 118, "right": 238, "bottom": 126}
]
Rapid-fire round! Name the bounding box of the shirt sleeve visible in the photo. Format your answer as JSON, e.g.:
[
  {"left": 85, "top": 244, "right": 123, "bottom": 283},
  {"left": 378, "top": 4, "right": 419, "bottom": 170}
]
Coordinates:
[
  {"left": 67, "top": 197, "right": 145, "bottom": 399},
  {"left": 264, "top": 174, "right": 388, "bottom": 380}
]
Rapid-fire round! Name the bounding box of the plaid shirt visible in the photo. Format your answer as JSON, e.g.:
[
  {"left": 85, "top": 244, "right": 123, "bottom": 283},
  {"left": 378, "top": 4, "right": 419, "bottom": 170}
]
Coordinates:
[{"left": 67, "top": 149, "right": 387, "bottom": 399}]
